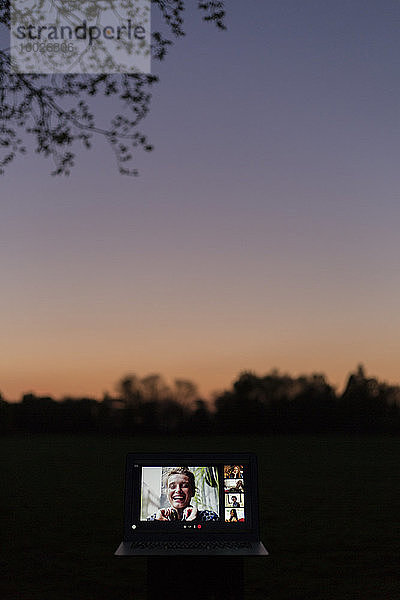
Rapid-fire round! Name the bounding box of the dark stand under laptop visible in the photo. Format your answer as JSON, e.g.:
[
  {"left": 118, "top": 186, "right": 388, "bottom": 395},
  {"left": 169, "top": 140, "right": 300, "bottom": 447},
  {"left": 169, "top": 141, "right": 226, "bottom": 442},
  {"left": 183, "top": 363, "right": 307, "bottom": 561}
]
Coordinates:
[
  {"left": 147, "top": 556, "right": 244, "bottom": 599},
  {"left": 115, "top": 452, "right": 268, "bottom": 598}
]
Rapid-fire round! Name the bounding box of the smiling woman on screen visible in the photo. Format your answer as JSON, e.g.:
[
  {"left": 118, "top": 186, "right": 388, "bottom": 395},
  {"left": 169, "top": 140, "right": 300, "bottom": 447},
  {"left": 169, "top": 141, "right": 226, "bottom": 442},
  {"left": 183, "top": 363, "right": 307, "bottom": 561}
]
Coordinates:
[{"left": 146, "top": 467, "right": 219, "bottom": 522}]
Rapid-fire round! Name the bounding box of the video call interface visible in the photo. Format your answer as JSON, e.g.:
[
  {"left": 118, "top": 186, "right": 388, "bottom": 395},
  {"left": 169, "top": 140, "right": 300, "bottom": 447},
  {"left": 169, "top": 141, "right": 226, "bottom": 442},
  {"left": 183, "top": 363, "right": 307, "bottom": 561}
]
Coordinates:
[{"left": 139, "top": 464, "right": 247, "bottom": 525}]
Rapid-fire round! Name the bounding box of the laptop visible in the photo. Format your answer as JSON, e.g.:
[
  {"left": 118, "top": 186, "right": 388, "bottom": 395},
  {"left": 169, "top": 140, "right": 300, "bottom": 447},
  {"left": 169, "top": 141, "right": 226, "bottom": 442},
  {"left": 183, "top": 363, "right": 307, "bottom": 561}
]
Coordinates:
[{"left": 115, "top": 452, "right": 268, "bottom": 556}]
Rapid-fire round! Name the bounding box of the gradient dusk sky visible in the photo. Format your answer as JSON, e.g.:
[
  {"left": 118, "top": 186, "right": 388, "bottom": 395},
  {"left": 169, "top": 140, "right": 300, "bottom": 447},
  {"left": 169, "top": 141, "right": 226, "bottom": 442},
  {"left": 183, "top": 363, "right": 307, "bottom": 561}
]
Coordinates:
[{"left": 2, "top": 0, "right": 400, "bottom": 401}]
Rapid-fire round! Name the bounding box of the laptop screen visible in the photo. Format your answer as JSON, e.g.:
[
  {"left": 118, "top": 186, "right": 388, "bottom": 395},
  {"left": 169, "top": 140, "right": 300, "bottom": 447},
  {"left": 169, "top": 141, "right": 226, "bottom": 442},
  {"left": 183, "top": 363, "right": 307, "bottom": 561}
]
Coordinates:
[{"left": 122, "top": 453, "right": 259, "bottom": 539}]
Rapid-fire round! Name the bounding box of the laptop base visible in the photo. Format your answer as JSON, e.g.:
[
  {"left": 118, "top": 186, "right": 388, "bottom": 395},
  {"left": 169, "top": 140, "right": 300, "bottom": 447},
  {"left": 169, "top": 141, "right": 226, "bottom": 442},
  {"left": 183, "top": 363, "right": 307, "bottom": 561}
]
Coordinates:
[{"left": 115, "top": 540, "right": 268, "bottom": 556}]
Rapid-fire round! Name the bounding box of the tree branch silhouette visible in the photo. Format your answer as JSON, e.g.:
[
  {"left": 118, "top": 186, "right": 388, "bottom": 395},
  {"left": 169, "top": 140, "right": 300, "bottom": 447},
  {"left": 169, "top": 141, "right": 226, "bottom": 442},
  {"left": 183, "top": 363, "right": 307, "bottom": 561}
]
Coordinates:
[{"left": 0, "top": 0, "right": 226, "bottom": 175}]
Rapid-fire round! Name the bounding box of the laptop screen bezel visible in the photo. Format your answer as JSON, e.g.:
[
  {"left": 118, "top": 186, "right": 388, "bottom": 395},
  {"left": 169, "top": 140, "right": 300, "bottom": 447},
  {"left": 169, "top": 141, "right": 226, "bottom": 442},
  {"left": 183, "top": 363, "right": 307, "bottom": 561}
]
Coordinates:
[{"left": 122, "top": 452, "right": 260, "bottom": 541}]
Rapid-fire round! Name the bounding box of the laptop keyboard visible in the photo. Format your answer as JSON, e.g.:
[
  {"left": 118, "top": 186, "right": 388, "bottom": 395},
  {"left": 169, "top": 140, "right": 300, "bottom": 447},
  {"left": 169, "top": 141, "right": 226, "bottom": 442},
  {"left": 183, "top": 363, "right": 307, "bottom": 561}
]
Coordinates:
[{"left": 130, "top": 540, "right": 252, "bottom": 551}]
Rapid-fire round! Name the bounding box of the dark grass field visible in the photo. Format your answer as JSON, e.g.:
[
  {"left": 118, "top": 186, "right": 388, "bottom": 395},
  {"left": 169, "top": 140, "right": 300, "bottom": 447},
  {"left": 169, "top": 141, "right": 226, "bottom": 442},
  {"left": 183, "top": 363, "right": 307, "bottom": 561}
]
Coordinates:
[{"left": 1, "top": 434, "right": 399, "bottom": 599}]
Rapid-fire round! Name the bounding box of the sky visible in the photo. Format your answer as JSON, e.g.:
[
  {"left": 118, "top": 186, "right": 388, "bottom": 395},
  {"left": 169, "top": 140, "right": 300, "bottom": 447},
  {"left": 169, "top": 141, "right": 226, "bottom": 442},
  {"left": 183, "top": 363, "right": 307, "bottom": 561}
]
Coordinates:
[{"left": 1, "top": 0, "right": 400, "bottom": 401}]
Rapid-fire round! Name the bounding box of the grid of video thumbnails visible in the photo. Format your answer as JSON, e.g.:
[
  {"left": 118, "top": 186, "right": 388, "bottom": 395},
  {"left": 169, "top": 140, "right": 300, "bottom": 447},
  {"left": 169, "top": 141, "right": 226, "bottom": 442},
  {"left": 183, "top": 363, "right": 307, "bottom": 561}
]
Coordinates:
[{"left": 224, "top": 465, "right": 245, "bottom": 522}]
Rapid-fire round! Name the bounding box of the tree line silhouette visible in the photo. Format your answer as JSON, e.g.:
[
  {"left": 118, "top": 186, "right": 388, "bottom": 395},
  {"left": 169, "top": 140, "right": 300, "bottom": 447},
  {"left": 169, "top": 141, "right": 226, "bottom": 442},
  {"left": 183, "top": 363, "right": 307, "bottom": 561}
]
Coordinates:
[{"left": 1, "top": 365, "right": 399, "bottom": 435}]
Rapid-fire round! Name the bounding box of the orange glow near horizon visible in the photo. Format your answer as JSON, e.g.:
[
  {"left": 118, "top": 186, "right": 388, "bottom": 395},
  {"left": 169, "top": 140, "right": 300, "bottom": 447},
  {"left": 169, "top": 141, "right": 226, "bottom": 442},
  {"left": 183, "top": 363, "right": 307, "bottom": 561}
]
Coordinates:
[{"left": 2, "top": 344, "right": 400, "bottom": 402}]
